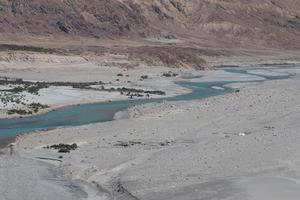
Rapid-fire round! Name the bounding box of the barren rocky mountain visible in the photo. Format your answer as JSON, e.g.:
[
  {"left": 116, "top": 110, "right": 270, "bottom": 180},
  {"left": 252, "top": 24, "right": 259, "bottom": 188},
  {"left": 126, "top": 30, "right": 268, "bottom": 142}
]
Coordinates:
[{"left": 0, "top": 0, "right": 300, "bottom": 68}]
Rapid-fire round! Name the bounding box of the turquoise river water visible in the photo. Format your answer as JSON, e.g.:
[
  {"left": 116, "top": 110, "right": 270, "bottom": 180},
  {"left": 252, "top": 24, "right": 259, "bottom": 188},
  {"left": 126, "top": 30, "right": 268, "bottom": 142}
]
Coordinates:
[{"left": 0, "top": 67, "right": 292, "bottom": 141}]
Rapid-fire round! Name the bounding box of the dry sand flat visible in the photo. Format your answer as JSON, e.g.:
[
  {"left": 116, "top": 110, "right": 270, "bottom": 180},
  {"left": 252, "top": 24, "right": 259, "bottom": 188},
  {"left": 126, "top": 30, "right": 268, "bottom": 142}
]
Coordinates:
[
  {"left": 0, "top": 55, "right": 191, "bottom": 118},
  {"left": 12, "top": 74, "right": 300, "bottom": 200},
  {"left": 0, "top": 152, "right": 105, "bottom": 200},
  {"left": 1, "top": 52, "right": 285, "bottom": 119}
]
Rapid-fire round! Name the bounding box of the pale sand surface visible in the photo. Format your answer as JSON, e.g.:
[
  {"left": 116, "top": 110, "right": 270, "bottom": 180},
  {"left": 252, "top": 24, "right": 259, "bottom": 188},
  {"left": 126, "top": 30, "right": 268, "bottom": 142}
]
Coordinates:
[
  {"left": 0, "top": 153, "right": 104, "bottom": 200},
  {"left": 0, "top": 57, "right": 192, "bottom": 118},
  {"left": 6, "top": 74, "right": 299, "bottom": 200},
  {"left": 0, "top": 53, "right": 278, "bottom": 119},
  {"left": 1, "top": 54, "right": 300, "bottom": 199},
  {"left": 203, "top": 53, "right": 300, "bottom": 67}
]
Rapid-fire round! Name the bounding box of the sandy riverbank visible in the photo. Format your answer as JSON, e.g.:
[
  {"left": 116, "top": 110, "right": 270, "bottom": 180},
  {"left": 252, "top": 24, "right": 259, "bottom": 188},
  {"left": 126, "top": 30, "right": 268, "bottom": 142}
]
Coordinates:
[
  {"left": 1, "top": 52, "right": 300, "bottom": 199},
  {"left": 1, "top": 65, "right": 297, "bottom": 199},
  {"left": 0, "top": 56, "right": 192, "bottom": 118},
  {"left": 1, "top": 52, "right": 286, "bottom": 119}
]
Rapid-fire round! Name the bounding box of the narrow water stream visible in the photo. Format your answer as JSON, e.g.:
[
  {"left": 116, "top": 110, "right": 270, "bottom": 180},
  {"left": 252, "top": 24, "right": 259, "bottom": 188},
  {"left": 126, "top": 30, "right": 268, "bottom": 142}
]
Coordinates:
[{"left": 0, "top": 66, "right": 293, "bottom": 141}]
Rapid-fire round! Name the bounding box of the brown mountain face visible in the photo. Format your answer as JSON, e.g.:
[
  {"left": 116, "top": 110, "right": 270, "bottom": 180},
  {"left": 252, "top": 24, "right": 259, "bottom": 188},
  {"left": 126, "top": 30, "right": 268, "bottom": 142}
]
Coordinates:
[
  {"left": 0, "top": 0, "right": 152, "bottom": 37},
  {"left": 0, "top": 0, "right": 300, "bottom": 68}
]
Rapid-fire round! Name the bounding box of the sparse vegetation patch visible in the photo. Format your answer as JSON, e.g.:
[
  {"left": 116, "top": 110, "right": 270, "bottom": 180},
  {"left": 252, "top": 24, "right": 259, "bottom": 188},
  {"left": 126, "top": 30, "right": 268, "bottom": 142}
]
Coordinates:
[
  {"left": 0, "top": 44, "right": 55, "bottom": 53},
  {"left": 44, "top": 143, "right": 78, "bottom": 153},
  {"left": 162, "top": 71, "right": 178, "bottom": 77}
]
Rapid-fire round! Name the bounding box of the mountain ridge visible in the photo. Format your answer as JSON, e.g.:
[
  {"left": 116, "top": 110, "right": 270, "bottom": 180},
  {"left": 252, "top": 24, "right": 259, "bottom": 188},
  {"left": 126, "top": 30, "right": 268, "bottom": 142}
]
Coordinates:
[{"left": 0, "top": 0, "right": 299, "bottom": 68}]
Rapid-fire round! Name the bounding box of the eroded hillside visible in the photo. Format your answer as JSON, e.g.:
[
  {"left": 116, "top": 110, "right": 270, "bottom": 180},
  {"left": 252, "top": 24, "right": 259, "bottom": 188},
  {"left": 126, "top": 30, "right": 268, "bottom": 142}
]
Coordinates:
[{"left": 0, "top": 0, "right": 299, "bottom": 68}]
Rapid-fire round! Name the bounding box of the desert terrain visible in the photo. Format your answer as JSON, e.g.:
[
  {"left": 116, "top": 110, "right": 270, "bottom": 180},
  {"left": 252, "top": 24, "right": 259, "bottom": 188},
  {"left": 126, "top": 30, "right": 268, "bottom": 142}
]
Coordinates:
[
  {"left": 1, "top": 0, "right": 300, "bottom": 200},
  {"left": 0, "top": 65, "right": 299, "bottom": 200}
]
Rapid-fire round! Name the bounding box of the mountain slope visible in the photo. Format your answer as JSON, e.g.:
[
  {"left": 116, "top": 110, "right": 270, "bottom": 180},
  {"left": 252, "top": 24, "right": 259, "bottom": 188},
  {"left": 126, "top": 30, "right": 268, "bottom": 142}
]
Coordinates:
[{"left": 0, "top": 0, "right": 299, "bottom": 68}]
